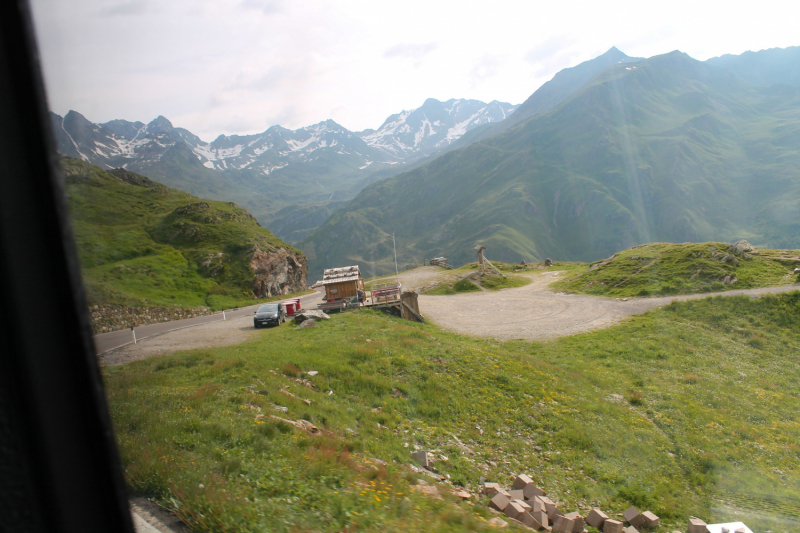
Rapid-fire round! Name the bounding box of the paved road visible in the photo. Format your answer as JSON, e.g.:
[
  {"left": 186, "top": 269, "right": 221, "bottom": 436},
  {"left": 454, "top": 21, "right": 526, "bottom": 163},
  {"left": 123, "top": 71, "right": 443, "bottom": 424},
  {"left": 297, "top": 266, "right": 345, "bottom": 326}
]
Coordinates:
[{"left": 93, "top": 291, "right": 323, "bottom": 355}]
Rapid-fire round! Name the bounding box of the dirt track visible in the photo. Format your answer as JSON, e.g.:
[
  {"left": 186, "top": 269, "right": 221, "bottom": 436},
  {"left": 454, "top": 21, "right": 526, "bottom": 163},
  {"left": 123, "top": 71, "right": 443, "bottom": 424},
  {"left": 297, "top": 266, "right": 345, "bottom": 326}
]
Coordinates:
[{"left": 419, "top": 271, "right": 800, "bottom": 341}]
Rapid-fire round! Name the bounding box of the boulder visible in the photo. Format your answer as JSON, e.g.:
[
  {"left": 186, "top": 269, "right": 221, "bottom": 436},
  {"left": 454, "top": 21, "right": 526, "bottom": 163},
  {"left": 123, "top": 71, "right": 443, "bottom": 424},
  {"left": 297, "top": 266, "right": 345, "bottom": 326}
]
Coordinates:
[
  {"left": 723, "top": 275, "right": 738, "bottom": 286},
  {"left": 544, "top": 258, "right": 554, "bottom": 266},
  {"left": 296, "top": 319, "right": 316, "bottom": 329},
  {"left": 294, "top": 309, "right": 330, "bottom": 323},
  {"left": 720, "top": 253, "right": 739, "bottom": 266},
  {"left": 729, "top": 240, "right": 755, "bottom": 256}
]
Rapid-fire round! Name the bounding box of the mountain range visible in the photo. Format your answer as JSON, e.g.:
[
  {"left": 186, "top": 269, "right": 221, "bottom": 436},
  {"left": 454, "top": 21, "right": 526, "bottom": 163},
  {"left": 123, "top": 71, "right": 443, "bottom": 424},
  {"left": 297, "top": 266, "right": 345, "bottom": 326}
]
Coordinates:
[
  {"left": 50, "top": 98, "right": 516, "bottom": 241},
  {"left": 300, "top": 47, "right": 800, "bottom": 278}
]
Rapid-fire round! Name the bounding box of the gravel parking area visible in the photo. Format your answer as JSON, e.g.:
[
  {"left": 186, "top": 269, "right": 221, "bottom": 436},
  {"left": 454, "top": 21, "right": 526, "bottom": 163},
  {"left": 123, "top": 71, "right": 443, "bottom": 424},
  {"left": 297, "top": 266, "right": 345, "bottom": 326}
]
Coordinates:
[{"left": 419, "top": 271, "right": 800, "bottom": 341}]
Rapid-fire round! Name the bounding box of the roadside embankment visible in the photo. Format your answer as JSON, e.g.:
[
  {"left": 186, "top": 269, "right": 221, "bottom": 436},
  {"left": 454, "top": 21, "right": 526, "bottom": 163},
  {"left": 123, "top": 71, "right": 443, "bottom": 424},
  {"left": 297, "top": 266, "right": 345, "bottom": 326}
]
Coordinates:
[{"left": 89, "top": 304, "right": 213, "bottom": 334}]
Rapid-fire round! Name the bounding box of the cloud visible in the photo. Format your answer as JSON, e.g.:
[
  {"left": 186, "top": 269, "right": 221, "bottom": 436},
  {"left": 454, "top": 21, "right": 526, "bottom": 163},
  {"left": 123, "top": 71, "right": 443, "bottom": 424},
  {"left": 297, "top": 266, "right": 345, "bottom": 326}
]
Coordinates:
[
  {"left": 99, "top": 0, "right": 149, "bottom": 17},
  {"left": 384, "top": 42, "right": 439, "bottom": 59},
  {"left": 469, "top": 55, "right": 502, "bottom": 88},
  {"left": 239, "top": 0, "right": 284, "bottom": 16}
]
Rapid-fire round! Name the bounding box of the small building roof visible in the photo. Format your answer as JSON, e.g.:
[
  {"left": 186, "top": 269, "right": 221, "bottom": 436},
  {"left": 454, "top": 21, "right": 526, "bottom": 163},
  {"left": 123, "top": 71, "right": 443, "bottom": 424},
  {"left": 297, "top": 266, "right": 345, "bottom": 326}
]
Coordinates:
[{"left": 315, "top": 265, "right": 361, "bottom": 286}]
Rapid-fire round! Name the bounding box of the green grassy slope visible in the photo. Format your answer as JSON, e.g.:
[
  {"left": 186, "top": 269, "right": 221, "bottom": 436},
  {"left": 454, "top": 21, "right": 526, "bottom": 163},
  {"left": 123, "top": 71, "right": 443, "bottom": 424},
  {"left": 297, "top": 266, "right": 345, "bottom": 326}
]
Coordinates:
[
  {"left": 63, "top": 158, "right": 303, "bottom": 310},
  {"left": 105, "top": 292, "right": 800, "bottom": 532},
  {"left": 551, "top": 242, "right": 800, "bottom": 298},
  {"left": 302, "top": 51, "right": 800, "bottom": 279}
]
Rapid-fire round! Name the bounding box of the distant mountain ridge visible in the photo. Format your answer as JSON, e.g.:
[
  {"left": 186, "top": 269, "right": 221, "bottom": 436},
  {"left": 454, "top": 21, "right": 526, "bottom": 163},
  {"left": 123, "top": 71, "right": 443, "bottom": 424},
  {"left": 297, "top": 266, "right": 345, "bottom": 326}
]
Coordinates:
[
  {"left": 50, "top": 97, "right": 516, "bottom": 241},
  {"left": 51, "top": 97, "right": 517, "bottom": 174}
]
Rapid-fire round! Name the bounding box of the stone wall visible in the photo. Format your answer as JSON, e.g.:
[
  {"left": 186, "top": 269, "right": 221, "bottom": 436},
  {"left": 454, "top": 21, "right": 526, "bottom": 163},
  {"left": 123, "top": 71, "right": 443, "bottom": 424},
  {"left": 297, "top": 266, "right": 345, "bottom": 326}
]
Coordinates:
[{"left": 89, "top": 304, "right": 213, "bottom": 334}]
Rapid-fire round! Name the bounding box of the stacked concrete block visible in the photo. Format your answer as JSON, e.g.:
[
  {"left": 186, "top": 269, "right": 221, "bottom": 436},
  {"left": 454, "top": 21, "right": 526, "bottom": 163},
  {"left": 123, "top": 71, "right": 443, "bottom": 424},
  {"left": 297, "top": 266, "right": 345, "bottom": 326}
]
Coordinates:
[
  {"left": 688, "top": 518, "right": 709, "bottom": 533},
  {"left": 624, "top": 506, "right": 645, "bottom": 528},
  {"left": 523, "top": 484, "right": 546, "bottom": 499},
  {"left": 482, "top": 473, "right": 703, "bottom": 533},
  {"left": 528, "top": 496, "right": 545, "bottom": 513},
  {"left": 539, "top": 495, "right": 558, "bottom": 520},
  {"left": 563, "top": 511, "right": 585, "bottom": 533},
  {"left": 505, "top": 500, "right": 528, "bottom": 520},
  {"left": 553, "top": 515, "right": 576, "bottom": 533},
  {"left": 489, "top": 493, "right": 511, "bottom": 512},
  {"left": 509, "top": 489, "right": 525, "bottom": 501},
  {"left": 519, "top": 511, "right": 542, "bottom": 530},
  {"left": 531, "top": 510, "right": 549, "bottom": 529},
  {"left": 641, "top": 511, "right": 659, "bottom": 528},
  {"left": 586, "top": 509, "right": 608, "bottom": 530},
  {"left": 513, "top": 474, "right": 535, "bottom": 490},
  {"left": 515, "top": 499, "right": 533, "bottom": 513},
  {"left": 482, "top": 482, "right": 503, "bottom": 496}
]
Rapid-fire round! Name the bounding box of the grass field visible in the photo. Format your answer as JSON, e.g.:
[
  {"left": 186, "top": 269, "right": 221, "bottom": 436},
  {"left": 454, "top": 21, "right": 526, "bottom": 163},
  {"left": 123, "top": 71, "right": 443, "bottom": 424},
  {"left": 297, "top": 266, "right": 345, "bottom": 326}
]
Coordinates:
[
  {"left": 105, "top": 291, "right": 800, "bottom": 532},
  {"left": 551, "top": 242, "right": 799, "bottom": 298}
]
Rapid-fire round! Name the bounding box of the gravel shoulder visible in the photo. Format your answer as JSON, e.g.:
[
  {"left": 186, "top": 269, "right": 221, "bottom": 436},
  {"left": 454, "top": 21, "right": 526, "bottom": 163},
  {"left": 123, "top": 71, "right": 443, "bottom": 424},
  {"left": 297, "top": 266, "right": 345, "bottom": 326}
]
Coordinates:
[
  {"left": 100, "top": 291, "right": 323, "bottom": 366},
  {"left": 419, "top": 271, "right": 800, "bottom": 342}
]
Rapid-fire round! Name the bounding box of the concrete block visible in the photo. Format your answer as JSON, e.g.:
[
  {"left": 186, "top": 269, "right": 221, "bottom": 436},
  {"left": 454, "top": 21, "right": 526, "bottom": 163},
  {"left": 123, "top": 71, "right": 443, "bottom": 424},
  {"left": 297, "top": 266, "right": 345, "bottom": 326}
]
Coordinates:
[
  {"left": 623, "top": 527, "right": 638, "bottom": 533},
  {"left": 524, "top": 484, "right": 546, "bottom": 499},
  {"left": 519, "top": 511, "right": 542, "bottom": 530},
  {"left": 514, "top": 499, "right": 533, "bottom": 512},
  {"left": 688, "top": 518, "right": 708, "bottom": 533},
  {"left": 528, "top": 496, "right": 545, "bottom": 513},
  {"left": 505, "top": 500, "right": 527, "bottom": 520},
  {"left": 641, "top": 511, "right": 659, "bottom": 528},
  {"left": 489, "top": 493, "right": 510, "bottom": 512},
  {"left": 483, "top": 482, "right": 502, "bottom": 496},
  {"left": 604, "top": 519, "right": 624, "bottom": 533},
  {"left": 586, "top": 509, "right": 608, "bottom": 529},
  {"left": 540, "top": 496, "right": 558, "bottom": 519},
  {"left": 624, "top": 506, "right": 645, "bottom": 528},
  {"left": 411, "top": 451, "right": 429, "bottom": 468},
  {"left": 509, "top": 489, "right": 525, "bottom": 501},
  {"left": 553, "top": 516, "right": 575, "bottom": 533},
  {"left": 564, "top": 512, "right": 585, "bottom": 533},
  {"left": 513, "top": 474, "right": 535, "bottom": 490},
  {"left": 531, "top": 511, "right": 549, "bottom": 530}
]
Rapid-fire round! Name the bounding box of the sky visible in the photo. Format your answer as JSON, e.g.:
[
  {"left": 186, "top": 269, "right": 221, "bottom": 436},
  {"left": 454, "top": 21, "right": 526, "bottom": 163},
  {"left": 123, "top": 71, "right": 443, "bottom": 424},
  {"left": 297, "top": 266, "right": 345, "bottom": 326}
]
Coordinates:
[{"left": 31, "top": 0, "right": 800, "bottom": 141}]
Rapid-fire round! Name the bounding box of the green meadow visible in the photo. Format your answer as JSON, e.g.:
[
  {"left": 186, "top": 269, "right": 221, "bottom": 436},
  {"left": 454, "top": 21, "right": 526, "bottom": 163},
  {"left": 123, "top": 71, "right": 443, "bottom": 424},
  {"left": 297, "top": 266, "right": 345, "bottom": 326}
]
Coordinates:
[
  {"left": 551, "top": 242, "right": 799, "bottom": 298},
  {"left": 105, "top": 291, "right": 800, "bottom": 532}
]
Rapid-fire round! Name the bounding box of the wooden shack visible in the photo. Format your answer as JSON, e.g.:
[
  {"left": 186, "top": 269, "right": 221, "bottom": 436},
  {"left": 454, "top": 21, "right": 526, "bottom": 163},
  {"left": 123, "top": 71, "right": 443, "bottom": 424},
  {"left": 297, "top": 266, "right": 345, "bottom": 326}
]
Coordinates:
[{"left": 316, "top": 265, "right": 364, "bottom": 301}]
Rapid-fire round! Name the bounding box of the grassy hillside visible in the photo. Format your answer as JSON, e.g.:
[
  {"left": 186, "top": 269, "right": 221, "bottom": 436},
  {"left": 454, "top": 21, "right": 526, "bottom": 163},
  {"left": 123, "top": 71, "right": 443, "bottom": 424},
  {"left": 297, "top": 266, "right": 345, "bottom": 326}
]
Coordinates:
[
  {"left": 63, "top": 158, "right": 304, "bottom": 310},
  {"left": 551, "top": 242, "right": 800, "bottom": 298},
  {"left": 302, "top": 51, "right": 800, "bottom": 279},
  {"left": 105, "top": 292, "right": 800, "bottom": 532}
]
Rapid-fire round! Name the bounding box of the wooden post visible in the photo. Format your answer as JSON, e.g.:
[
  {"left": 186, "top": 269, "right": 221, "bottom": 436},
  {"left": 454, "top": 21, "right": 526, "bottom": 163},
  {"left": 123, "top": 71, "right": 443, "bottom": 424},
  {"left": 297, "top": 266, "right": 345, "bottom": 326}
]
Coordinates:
[{"left": 400, "top": 291, "right": 424, "bottom": 323}]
